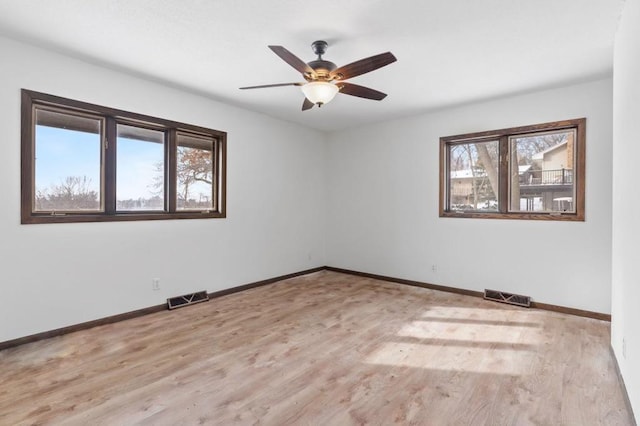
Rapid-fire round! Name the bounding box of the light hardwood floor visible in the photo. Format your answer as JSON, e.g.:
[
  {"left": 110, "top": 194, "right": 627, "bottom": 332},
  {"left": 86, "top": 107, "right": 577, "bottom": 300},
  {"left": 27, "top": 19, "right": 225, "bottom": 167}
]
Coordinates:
[{"left": 0, "top": 271, "right": 633, "bottom": 425}]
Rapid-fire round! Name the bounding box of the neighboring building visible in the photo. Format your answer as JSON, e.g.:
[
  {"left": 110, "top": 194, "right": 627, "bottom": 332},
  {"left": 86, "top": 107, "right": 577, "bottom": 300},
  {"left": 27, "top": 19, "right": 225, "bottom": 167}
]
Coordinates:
[
  {"left": 521, "top": 137, "right": 574, "bottom": 211},
  {"left": 449, "top": 168, "right": 495, "bottom": 209}
]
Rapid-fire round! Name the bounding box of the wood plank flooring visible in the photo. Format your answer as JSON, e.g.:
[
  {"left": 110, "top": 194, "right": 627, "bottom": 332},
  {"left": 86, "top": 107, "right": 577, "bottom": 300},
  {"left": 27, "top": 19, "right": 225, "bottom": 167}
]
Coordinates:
[{"left": 0, "top": 271, "right": 633, "bottom": 425}]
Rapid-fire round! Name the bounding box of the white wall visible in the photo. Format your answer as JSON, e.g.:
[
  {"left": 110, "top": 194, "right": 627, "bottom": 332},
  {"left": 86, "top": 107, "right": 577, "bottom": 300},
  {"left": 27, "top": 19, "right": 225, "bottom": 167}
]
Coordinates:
[
  {"left": 0, "top": 32, "right": 618, "bottom": 351},
  {"left": 326, "top": 78, "right": 613, "bottom": 314},
  {"left": 0, "top": 36, "right": 327, "bottom": 342},
  {"left": 612, "top": 0, "right": 640, "bottom": 418}
]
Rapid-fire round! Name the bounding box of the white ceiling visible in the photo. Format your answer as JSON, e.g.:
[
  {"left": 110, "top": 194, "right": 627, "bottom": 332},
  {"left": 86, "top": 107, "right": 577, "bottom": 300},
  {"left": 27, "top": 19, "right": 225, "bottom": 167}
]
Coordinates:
[{"left": 0, "top": 0, "right": 625, "bottom": 132}]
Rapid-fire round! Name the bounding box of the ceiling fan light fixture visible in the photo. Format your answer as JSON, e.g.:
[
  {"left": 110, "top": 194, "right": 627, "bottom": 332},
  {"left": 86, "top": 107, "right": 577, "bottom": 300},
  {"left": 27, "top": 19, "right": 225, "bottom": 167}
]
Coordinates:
[{"left": 301, "top": 81, "right": 339, "bottom": 106}]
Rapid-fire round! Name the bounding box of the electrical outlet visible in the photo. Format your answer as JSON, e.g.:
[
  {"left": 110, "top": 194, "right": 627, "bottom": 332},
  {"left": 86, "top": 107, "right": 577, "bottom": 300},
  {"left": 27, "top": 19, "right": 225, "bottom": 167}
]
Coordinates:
[
  {"left": 623, "top": 338, "right": 627, "bottom": 359},
  {"left": 431, "top": 264, "right": 438, "bottom": 273},
  {"left": 152, "top": 278, "right": 160, "bottom": 291}
]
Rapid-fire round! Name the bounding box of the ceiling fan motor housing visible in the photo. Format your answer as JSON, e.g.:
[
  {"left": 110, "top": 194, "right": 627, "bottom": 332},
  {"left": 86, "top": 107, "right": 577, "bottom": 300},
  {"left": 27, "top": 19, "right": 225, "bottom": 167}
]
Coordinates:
[
  {"left": 308, "top": 40, "right": 336, "bottom": 80},
  {"left": 307, "top": 59, "right": 337, "bottom": 79}
]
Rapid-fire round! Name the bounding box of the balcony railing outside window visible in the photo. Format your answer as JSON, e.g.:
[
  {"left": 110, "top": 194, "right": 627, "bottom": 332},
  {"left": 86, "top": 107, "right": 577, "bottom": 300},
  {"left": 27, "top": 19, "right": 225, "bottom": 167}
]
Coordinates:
[{"left": 520, "top": 168, "right": 573, "bottom": 186}]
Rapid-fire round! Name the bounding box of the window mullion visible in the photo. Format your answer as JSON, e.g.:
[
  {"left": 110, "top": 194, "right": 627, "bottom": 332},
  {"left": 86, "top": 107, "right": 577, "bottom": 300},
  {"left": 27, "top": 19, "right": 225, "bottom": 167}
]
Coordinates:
[
  {"left": 104, "top": 117, "right": 117, "bottom": 214},
  {"left": 217, "top": 135, "right": 227, "bottom": 216},
  {"left": 440, "top": 141, "right": 451, "bottom": 216},
  {"left": 498, "top": 136, "right": 509, "bottom": 214},
  {"left": 167, "top": 129, "right": 177, "bottom": 212},
  {"left": 212, "top": 138, "right": 219, "bottom": 212},
  {"left": 22, "top": 94, "right": 35, "bottom": 221}
]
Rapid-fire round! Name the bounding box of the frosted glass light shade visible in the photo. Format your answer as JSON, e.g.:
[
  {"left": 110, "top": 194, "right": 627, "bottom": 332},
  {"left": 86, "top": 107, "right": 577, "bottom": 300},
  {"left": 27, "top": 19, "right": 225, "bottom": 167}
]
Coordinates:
[{"left": 301, "top": 82, "right": 339, "bottom": 105}]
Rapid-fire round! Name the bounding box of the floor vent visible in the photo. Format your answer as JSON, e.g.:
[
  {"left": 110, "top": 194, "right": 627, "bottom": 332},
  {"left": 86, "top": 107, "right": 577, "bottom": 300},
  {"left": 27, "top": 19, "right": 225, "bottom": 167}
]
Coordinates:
[
  {"left": 484, "top": 289, "right": 531, "bottom": 308},
  {"left": 167, "top": 291, "right": 209, "bottom": 310}
]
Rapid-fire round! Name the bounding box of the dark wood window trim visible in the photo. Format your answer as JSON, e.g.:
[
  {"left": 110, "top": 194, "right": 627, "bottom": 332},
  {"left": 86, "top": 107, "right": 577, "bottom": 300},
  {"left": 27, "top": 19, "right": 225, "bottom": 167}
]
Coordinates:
[
  {"left": 21, "top": 89, "right": 227, "bottom": 224},
  {"left": 439, "top": 118, "right": 585, "bottom": 221}
]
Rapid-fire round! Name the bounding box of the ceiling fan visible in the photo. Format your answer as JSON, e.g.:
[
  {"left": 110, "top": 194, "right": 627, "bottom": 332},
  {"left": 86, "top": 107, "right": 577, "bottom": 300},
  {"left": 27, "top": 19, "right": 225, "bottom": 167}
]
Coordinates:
[{"left": 240, "top": 40, "right": 397, "bottom": 111}]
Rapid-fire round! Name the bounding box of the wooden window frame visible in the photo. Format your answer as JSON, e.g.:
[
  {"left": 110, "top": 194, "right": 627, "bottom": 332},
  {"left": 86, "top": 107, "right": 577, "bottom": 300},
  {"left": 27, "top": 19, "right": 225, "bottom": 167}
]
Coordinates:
[
  {"left": 439, "top": 118, "right": 585, "bottom": 221},
  {"left": 21, "top": 89, "right": 227, "bottom": 224}
]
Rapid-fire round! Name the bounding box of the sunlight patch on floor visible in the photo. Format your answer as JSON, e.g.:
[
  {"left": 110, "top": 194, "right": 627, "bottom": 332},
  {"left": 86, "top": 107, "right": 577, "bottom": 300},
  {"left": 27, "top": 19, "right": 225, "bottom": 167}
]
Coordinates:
[
  {"left": 423, "top": 306, "right": 531, "bottom": 320},
  {"left": 364, "top": 304, "right": 543, "bottom": 374},
  {"left": 398, "top": 320, "right": 533, "bottom": 344},
  {"left": 365, "top": 341, "right": 534, "bottom": 375}
]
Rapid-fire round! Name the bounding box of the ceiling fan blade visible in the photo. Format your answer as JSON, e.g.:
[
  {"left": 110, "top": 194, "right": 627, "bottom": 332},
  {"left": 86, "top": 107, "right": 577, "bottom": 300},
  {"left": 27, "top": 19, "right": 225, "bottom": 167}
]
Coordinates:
[
  {"left": 331, "top": 52, "right": 397, "bottom": 81},
  {"left": 302, "top": 97, "right": 314, "bottom": 111},
  {"left": 240, "top": 82, "right": 304, "bottom": 90},
  {"left": 338, "top": 82, "right": 387, "bottom": 101},
  {"left": 268, "top": 45, "right": 316, "bottom": 77}
]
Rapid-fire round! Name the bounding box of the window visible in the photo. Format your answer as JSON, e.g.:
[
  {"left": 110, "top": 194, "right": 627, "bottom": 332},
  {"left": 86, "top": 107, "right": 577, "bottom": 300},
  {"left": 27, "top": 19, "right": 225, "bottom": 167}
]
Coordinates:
[
  {"left": 21, "top": 89, "right": 226, "bottom": 224},
  {"left": 440, "top": 118, "right": 585, "bottom": 221},
  {"left": 116, "top": 124, "right": 165, "bottom": 211},
  {"left": 176, "top": 132, "right": 216, "bottom": 211}
]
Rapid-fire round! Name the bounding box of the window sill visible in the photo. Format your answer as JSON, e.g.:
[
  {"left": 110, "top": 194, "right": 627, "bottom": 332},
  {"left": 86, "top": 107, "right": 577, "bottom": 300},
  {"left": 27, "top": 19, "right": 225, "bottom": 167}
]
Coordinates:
[
  {"left": 439, "top": 211, "right": 584, "bottom": 221},
  {"left": 21, "top": 211, "right": 226, "bottom": 224}
]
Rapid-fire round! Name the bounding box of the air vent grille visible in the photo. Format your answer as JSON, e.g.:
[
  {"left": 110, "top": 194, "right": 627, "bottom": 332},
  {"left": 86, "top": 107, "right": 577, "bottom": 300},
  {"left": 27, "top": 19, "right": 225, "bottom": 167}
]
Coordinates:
[
  {"left": 484, "top": 289, "right": 531, "bottom": 308},
  {"left": 167, "top": 291, "right": 209, "bottom": 310}
]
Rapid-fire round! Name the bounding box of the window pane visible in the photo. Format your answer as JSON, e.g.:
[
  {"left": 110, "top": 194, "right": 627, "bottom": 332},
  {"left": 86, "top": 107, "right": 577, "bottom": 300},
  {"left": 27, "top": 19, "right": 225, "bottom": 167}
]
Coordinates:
[
  {"left": 177, "top": 133, "right": 214, "bottom": 211},
  {"left": 509, "top": 129, "right": 576, "bottom": 213},
  {"left": 116, "top": 124, "right": 165, "bottom": 211},
  {"left": 448, "top": 140, "right": 499, "bottom": 211},
  {"left": 34, "top": 109, "right": 102, "bottom": 212}
]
